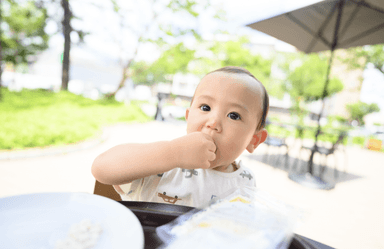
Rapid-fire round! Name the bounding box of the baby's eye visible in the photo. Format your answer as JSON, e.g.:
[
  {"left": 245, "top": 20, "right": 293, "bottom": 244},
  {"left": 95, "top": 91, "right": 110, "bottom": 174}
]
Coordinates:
[
  {"left": 228, "top": 112, "right": 241, "bottom": 120},
  {"left": 200, "top": 104, "right": 211, "bottom": 112}
]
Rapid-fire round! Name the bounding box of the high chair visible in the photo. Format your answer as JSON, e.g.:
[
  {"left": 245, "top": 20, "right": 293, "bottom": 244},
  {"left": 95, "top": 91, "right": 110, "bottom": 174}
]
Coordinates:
[{"left": 93, "top": 180, "right": 122, "bottom": 201}]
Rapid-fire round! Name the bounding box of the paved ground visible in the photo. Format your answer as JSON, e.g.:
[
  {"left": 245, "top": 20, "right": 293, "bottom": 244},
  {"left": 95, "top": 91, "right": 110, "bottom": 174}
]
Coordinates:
[{"left": 1, "top": 121, "right": 383, "bottom": 249}]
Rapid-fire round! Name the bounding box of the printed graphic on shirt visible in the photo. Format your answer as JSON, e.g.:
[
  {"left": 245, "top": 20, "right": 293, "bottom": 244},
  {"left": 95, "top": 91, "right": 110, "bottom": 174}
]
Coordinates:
[
  {"left": 158, "top": 192, "right": 182, "bottom": 204},
  {"left": 230, "top": 196, "right": 251, "bottom": 204},
  {"left": 182, "top": 169, "right": 199, "bottom": 178},
  {"left": 240, "top": 170, "right": 253, "bottom": 180}
]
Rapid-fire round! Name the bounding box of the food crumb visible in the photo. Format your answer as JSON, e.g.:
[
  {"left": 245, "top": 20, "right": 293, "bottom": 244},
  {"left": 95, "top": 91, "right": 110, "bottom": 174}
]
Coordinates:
[{"left": 55, "top": 219, "right": 103, "bottom": 249}]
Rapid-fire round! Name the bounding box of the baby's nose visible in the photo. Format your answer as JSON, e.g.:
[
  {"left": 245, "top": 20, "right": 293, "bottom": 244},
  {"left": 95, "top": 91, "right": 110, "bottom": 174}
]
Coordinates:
[
  {"left": 206, "top": 116, "right": 221, "bottom": 132},
  {"left": 207, "top": 120, "right": 217, "bottom": 129}
]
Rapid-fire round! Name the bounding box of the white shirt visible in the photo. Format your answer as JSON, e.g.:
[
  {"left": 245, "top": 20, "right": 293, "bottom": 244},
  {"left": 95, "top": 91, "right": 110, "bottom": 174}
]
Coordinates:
[{"left": 114, "top": 161, "right": 256, "bottom": 207}]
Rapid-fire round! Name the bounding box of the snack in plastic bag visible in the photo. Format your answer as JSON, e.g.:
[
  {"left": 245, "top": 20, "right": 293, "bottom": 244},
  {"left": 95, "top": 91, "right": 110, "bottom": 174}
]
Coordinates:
[{"left": 156, "top": 187, "right": 304, "bottom": 249}]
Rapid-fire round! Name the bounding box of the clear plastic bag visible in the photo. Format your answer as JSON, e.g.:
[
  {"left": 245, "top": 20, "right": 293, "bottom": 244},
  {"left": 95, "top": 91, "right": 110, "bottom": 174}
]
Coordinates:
[{"left": 156, "top": 187, "right": 304, "bottom": 249}]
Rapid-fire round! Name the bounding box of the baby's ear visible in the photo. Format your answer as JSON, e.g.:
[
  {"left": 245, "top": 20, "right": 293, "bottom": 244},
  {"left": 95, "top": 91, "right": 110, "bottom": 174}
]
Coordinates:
[
  {"left": 185, "top": 108, "right": 189, "bottom": 120},
  {"left": 246, "top": 129, "right": 268, "bottom": 153}
]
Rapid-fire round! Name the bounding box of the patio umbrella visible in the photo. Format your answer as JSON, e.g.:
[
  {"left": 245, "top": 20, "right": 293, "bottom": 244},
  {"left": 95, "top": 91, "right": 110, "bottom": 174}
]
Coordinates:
[{"left": 247, "top": 0, "right": 384, "bottom": 189}]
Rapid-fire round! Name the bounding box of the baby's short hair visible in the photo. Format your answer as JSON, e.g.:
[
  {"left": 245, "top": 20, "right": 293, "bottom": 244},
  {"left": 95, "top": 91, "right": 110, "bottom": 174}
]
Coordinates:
[{"left": 204, "top": 66, "right": 269, "bottom": 131}]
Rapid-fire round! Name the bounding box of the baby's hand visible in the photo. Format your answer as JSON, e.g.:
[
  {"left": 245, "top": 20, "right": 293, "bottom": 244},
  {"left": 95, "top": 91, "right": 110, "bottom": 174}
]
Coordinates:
[{"left": 171, "top": 132, "right": 216, "bottom": 169}]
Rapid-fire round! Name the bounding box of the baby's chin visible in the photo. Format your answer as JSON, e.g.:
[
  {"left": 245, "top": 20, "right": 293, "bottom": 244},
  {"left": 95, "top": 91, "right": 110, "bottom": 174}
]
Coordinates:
[
  {"left": 208, "top": 159, "right": 219, "bottom": 169},
  {"left": 209, "top": 159, "right": 232, "bottom": 171}
]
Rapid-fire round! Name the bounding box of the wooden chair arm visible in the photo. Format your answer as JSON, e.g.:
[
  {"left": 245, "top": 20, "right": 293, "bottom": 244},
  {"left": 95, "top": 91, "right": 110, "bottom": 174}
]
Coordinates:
[{"left": 93, "top": 180, "right": 122, "bottom": 201}]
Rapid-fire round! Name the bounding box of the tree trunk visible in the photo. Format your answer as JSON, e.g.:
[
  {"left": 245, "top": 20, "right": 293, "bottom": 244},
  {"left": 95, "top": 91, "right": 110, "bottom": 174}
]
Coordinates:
[
  {"left": 61, "top": 0, "right": 72, "bottom": 91},
  {"left": 108, "top": 68, "right": 128, "bottom": 98},
  {"left": 107, "top": 58, "right": 134, "bottom": 99}
]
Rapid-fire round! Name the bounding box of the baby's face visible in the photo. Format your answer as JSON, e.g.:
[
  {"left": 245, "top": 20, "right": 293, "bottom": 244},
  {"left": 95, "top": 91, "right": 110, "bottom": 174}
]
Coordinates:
[{"left": 185, "top": 72, "right": 264, "bottom": 171}]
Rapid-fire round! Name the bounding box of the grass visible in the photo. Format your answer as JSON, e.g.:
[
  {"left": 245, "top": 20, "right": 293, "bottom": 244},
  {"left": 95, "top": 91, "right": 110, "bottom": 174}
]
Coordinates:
[{"left": 0, "top": 88, "right": 151, "bottom": 150}]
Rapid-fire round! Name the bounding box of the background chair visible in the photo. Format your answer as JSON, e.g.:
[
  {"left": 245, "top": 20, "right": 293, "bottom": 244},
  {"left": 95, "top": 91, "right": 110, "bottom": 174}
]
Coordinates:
[
  {"left": 300, "top": 131, "right": 347, "bottom": 179},
  {"left": 263, "top": 121, "right": 291, "bottom": 169},
  {"left": 94, "top": 180, "right": 122, "bottom": 201},
  {"left": 263, "top": 136, "right": 289, "bottom": 168},
  {"left": 290, "top": 125, "right": 306, "bottom": 173}
]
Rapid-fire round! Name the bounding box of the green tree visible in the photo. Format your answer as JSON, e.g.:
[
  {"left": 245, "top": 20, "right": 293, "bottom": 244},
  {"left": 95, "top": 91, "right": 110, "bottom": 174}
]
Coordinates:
[
  {"left": 280, "top": 52, "right": 344, "bottom": 137},
  {"left": 104, "top": 0, "right": 224, "bottom": 98},
  {"left": 60, "top": 0, "right": 71, "bottom": 91},
  {"left": 34, "top": 0, "right": 89, "bottom": 91},
  {"left": 344, "top": 44, "right": 384, "bottom": 75},
  {"left": 285, "top": 53, "right": 344, "bottom": 102},
  {"left": 1, "top": 0, "right": 49, "bottom": 95},
  {"left": 209, "top": 36, "right": 272, "bottom": 85},
  {"left": 172, "top": 36, "right": 273, "bottom": 91},
  {"left": 131, "top": 36, "right": 273, "bottom": 93},
  {"left": 0, "top": 1, "right": 3, "bottom": 100},
  {"left": 346, "top": 101, "right": 380, "bottom": 125},
  {"left": 2, "top": 1, "right": 49, "bottom": 65},
  {"left": 131, "top": 42, "right": 195, "bottom": 85}
]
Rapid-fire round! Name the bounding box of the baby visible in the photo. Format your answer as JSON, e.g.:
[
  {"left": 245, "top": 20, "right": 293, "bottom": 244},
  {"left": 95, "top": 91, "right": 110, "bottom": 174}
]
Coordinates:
[{"left": 92, "top": 66, "right": 269, "bottom": 207}]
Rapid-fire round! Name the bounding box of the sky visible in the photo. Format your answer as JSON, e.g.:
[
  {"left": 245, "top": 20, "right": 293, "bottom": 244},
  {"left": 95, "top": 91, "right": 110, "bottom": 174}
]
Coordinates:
[{"left": 45, "top": 0, "right": 384, "bottom": 115}]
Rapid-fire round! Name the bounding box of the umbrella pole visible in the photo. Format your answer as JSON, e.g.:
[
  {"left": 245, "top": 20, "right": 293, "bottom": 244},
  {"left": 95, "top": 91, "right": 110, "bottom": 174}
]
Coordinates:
[
  {"left": 307, "top": 49, "right": 335, "bottom": 174},
  {"left": 288, "top": 50, "right": 336, "bottom": 190},
  {"left": 289, "top": 0, "right": 344, "bottom": 190}
]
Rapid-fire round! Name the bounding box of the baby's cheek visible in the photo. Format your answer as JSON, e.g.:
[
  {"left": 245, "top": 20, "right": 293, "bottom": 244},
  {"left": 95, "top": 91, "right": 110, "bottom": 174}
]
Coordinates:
[
  {"left": 219, "top": 141, "right": 236, "bottom": 158},
  {"left": 226, "top": 139, "right": 240, "bottom": 151},
  {"left": 230, "top": 139, "right": 247, "bottom": 156}
]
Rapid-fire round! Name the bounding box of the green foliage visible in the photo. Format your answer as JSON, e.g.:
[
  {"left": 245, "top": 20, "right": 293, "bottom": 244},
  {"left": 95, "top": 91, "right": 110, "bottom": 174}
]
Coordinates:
[
  {"left": 265, "top": 124, "right": 293, "bottom": 138},
  {"left": 0, "top": 89, "right": 150, "bottom": 150},
  {"left": 210, "top": 36, "right": 272, "bottom": 84},
  {"left": 266, "top": 123, "right": 324, "bottom": 142},
  {"left": 286, "top": 53, "right": 344, "bottom": 102},
  {"left": 132, "top": 35, "right": 273, "bottom": 90},
  {"left": 276, "top": 53, "right": 344, "bottom": 132},
  {"left": 333, "top": 115, "right": 348, "bottom": 124},
  {"left": 167, "top": 0, "right": 199, "bottom": 17},
  {"left": 107, "top": 0, "right": 223, "bottom": 96},
  {"left": 346, "top": 101, "right": 380, "bottom": 125},
  {"left": 264, "top": 78, "right": 286, "bottom": 99},
  {"left": 2, "top": 0, "right": 49, "bottom": 67},
  {"left": 265, "top": 120, "right": 351, "bottom": 145},
  {"left": 110, "top": 0, "right": 120, "bottom": 12},
  {"left": 131, "top": 43, "right": 195, "bottom": 85},
  {"left": 344, "top": 44, "right": 384, "bottom": 74},
  {"left": 352, "top": 136, "right": 365, "bottom": 146},
  {"left": 173, "top": 35, "right": 273, "bottom": 90}
]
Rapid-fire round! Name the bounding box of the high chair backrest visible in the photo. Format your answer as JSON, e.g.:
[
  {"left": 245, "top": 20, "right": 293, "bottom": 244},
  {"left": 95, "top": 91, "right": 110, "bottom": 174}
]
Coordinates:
[{"left": 93, "top": 180, "right": 122, "bottom": 201}]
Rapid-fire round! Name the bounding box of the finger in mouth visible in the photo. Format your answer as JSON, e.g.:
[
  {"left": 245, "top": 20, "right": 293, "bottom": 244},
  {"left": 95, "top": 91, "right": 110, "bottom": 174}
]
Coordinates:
[{"left": 212, "top": 139, "right": 218, "bottom": 154}]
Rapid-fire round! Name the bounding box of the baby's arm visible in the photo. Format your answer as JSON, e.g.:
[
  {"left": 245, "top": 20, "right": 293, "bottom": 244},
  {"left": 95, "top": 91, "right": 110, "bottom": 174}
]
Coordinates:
[{"left": 91, "top": 132, "right": 216, "bottom": 185}]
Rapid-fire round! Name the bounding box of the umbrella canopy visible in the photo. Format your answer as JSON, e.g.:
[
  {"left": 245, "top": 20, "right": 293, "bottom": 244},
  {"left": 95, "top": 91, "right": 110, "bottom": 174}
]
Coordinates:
[{"left": 247, "top": 0, "right": 384, "bottom": 53}]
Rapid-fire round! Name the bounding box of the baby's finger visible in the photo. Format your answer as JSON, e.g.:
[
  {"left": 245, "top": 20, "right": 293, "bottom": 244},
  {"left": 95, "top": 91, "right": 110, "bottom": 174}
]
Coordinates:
[
  {"left": 201, "top": 133, "right": 216, "bottom": 153},
  {"left": 207, "top": 139, "right": 217, "bottom": 153},
  {"left": 202, "top": 161, "right": 211, "bottom": 169},
  {"left": 208, "top": 151, "right": 216, "bottom": 161}
]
